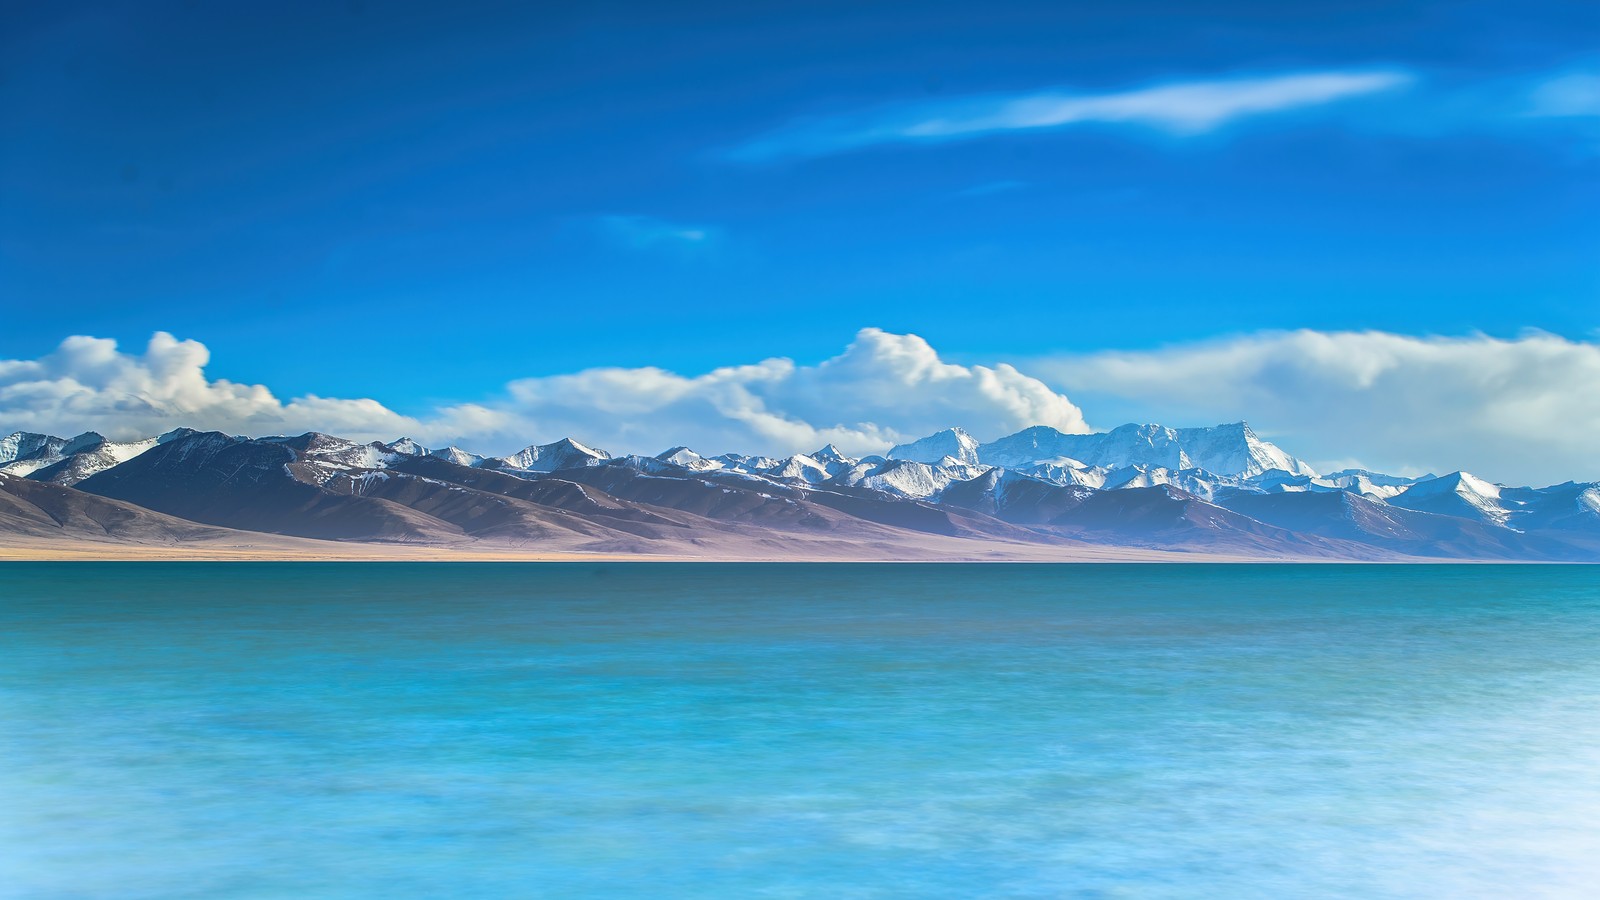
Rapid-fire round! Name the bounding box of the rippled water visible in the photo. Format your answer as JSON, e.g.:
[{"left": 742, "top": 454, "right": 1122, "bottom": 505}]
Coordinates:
[{"left": 3, "top": 563, "right": 1599, "bottom": 898}]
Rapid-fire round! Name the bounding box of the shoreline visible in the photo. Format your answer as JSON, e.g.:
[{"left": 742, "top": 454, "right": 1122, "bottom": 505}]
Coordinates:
[{"left": 0, "top": 541, "right": 1579, "bottom": 563}]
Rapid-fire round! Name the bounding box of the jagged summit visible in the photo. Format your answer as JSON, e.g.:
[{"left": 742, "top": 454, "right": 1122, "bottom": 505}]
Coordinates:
[
  {"left": 656, "top": 446, "right": 723, "bottom": 471},
  {"left": 977, "top": 421, "right": 1313, "bottom": 477},
  {"left": 888, "top": 427, "right": 981, "bottom": 466},
  {"left": 4, "top": 418, "right": 1598, "bottom": 561},
  {"left": 385, "top": 437, "right": 429, "bottom": 457},
  {"left": 811, "top": 443, "right": 852, "bottom": 463},
  {"left": 430, "top": 445, "right": 484, "bottom": 467},
  {"left": 1, "top": 431, "right": 69, "bottom": 466},
  {"left": 1389, "top": 471, "right": 1511, "bottom": 527},
  {"left": 495, "top": 438, "right": 610, "bottom": 472}
]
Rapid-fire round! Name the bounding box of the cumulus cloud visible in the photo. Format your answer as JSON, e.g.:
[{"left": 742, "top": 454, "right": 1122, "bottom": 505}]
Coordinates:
[
  {"left": 0, "top": 332, "right": 502, "bottom": 445},
  {"left": 9, "top": 327, "right": 1596, "bottom": 484},
  {"left": 498, "top": 328, "right": 1088, "bottom": 455},
  {"left": 0, "top": 328, "right": 1087, "bottom": 459},
  {"left": 1032, "top": 330, "right": 1600, "bottom": 486},
  {"left": 729, "top": 70, "right": 1411, "bottom": 161}
]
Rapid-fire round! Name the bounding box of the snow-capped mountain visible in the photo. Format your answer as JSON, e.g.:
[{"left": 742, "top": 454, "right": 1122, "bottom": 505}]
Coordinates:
[
  {"left": 977, "top": 422, "right": 1314, "bottom": 478},
  {"left": 707, "top": 445, "right": 864, "bottom": 484},
  {"left": 1, "top": 429, "right": 196, "bottom": 485},
  {"left": 5, "top": 419, "right": 1598, "bottom": 560},
  {"left": 490, "top": 438, "right": 610, "bottom": 472},
  {"left": 258, "top": 432, "right": 403, "bottom": 485},
  {"left": 1388, "top": 471, "right": 1512, "bottom": 527},
  {"left": 1500, "top": 482, "right": 1600, "bottom": 532},
  {"left": 811, "top": 444, "right": 853, "bottom": 465},
  {"left": 27, "top": 435, "right": 159, "bottom": 485},
  {"left": 759, "top": 453, "right": 834, "bottom": 484},
  {"left": 429, "top": 446, "right": 486, "bottom": 467},
  {"left": 1304, "top": 469, "right": 1427, "bottom": 500},
  {"left": 888, "top": 427, "right": 981, "bottom": 466},
  {"left": 836, "top": 458, "right": 990, "bottom": 499},
  {"left": 655, "top": 447, "right": 725, "bottom": 472},
  {"left": 1, "top": 431, "right": 70, "bottom": 468},
  {"left": 1, "top": 431, "right": 95, "bottom": 477}
]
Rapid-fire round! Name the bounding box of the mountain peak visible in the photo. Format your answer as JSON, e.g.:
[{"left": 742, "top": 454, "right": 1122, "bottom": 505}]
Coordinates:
[
  {"left": 656, "top": 446, "right": 710, "bottom": 467},
  {"left": 499, "top": 438, "right": 610, "bottom": 472},
  {"left": 429, "top": 446, "right": 485, "bottom": 467},
  {"left": 384, "top": 437, "right": 429, "bottom": 456},
  {"left": 979, "top": 421, "right": 1312, "bottom": 477},
  {"left": 811, "top": 443, "right": 850, "bottom": 462},
  {"left": 61, "top": 432, "right": 109, "bottom": 455},
  {"left": 887, "top": 427, "right": 981, "bottom": 466}
]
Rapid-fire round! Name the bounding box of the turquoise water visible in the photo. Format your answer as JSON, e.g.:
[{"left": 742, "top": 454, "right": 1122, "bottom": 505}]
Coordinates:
[{"left": 3, "top": 564, "right": 1599, "bottom": 898}]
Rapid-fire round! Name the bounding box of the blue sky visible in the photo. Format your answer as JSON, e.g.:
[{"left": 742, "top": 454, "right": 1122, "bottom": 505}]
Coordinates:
[{"left": 1, "top": 1, "right": 1597, "bottom": 481}]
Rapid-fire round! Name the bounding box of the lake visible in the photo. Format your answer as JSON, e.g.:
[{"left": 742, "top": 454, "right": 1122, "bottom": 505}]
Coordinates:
[{"left": 3, "top": 563, "right": 1598, "bottom": 898}]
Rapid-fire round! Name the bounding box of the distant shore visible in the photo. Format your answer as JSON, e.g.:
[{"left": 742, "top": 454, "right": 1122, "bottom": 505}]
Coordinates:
[
  {"left": 0, "top": 537, "right": 1546, "bottom": 563},
  {"left": 0, "top": 533, "right": 1277, "bottom": 563}
]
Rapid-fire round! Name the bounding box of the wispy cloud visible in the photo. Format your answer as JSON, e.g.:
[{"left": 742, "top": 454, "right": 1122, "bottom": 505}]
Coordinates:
[
  {"left": 590, "top": 214, "right": 719, "bottom": 251},
  {"left": 1527, "top": 71, "right": 1600, "bottom": 118},
  {"left": 729, "top": 69, "right": 1412, "bottom": 162},
  {"left": 947, "top": 180, "right": 1029, "bottom": 200}
]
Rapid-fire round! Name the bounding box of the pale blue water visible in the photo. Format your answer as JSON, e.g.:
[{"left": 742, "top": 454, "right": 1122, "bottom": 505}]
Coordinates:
[{"left": 3, "top": 564, "right": 1599, "bottom": 898}]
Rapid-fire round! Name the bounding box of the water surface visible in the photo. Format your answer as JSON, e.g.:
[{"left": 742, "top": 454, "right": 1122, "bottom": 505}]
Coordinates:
[{"left": 3, "top": 563, "right": 1598, "bottom": 898}]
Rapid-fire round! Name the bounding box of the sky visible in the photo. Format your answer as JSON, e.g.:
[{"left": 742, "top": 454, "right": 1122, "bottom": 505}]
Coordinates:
[{"left": 1, "top": 0, "right": 1597, "bottom": 483}]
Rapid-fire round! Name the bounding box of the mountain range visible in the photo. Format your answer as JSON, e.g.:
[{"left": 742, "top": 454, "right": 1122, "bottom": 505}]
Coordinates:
[{"left": 3, "top": 421, "right": 1597, "bottom": 561}]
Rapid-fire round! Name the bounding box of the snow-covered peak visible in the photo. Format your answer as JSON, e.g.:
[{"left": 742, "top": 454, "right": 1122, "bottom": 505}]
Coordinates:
[
  {"left": 280, "top": 433, "right": 399, "bottom": 469},
  {"left": 430, "top": 446, "right": 485, "bottom": 467},
  {"left": 1096, "top": 465, "right": 1232, "bottom": 501},
  {"left": 0, "top": 431, "right": 67, "bottom": 466},
  {"left": 1390, "top": 471, "right": 1511, "bottom": 526},
  {"left": 836, "top": 458, "right": 989, "bottom": 500},
  {"left": 977, "top": 422, "right": 1313, "bottom": 477},
  {"left": 811, "top": 443, "right": 852, "bottom": 463},
  {"left": 497, "top": 438, "right": 610, "bottom": 472},
  {"left": 60, "top": 432, "right": 109, "bottom": 456},
  {"left": 712, "top": 453, "right": 781, "bottom": 474},
  {"left": 25, "top": 435, "right": 160, "bottom": 486},
  {"left": 256, "top": 433, "right": 401, "bottom": 484},
  {"left": 1305, "top": 470, "right": 1412, "bottom": 500},
  {"left": 656, "top": 446, "right": 722, "bottom": 471},
  {"left": 656, "top": 446, "right": 698, "bottom": 464},
  {"left": 1402, "top": 471, "right": 1502, "bottom": 500},
  {"left": 1580, "top": 486, "right": 1600, "bottom": 516},
  {"left": 0, "top": 430, "right": 166, "bottom": 482},
  {"left": 1017, "top": 461, "right": 1109, "bottom": 490},
  {"left": 887, "top": 427, "right": 980, "bottom": 466},
  {"left": 763, "top": 454, "right": 831, "bottom": 484},
  {"left": 1320, "top": 468, "right": 1435, "bottom": 489},
  {"left": 1169, "top": 422, "right": 1315, "bottom": 478},
  {"left": 385, "top": 437, "right": 429, "bottom": 457}
]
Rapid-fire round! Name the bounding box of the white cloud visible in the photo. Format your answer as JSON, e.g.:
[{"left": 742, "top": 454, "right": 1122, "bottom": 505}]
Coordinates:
[
  {"left": 591, "top": 214, "right": 718, "bottom": 250},
  {"left": 0, "top": 328, "right": 1087, "bottom": 459},
  {"left": 9, "top": 327, "right": 1597, "bottom": 485},
  {"left": 1032, "top": 330, "right": 1600, "bottom": 486},
  {"left": 730, "top": 70, "right": 1411, "bottom": 161},
  {"left": 1528, "top": 72, "right": 1600, "bottom": 118},
  {"left": 498, "top": 328, "right": 1089, "bottom": 455},
  {"left": 0, "top": 332, "right": 501, "bottom": 445}
]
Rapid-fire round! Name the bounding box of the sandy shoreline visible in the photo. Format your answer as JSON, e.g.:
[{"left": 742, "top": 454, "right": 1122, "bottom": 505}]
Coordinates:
[
  {"left": 1, "top": 538, "right": 1551, "bottom": 563},
  {"left": 0, "top": 535, "right": 1286, "bottom": 563}
]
